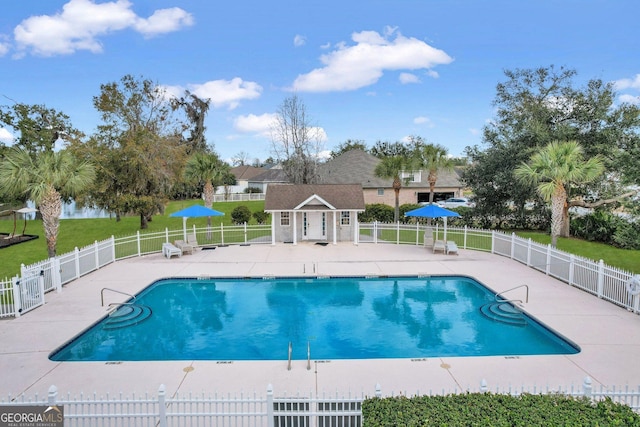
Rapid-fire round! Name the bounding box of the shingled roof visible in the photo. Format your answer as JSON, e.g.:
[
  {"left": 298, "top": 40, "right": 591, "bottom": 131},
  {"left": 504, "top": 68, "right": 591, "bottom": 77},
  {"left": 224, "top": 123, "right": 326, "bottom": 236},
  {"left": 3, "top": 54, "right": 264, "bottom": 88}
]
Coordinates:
[{"left": 264, "top": 184, "right": 365, "bottom": 211}]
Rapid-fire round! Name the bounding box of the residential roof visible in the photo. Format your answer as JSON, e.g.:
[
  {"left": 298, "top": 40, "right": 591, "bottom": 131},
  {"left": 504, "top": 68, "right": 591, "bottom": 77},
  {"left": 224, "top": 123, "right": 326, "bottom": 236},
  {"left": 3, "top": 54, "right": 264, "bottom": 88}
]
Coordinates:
[
  {"left": 249, "top": 168, "right": 290, "bottom": 184},
  {"left": 264, "top": 184, "right": 365, "bottom": 211},
  {"left": 319, "top": 149, "right": 463, "bottom": 189},
  {"left": 230, "top": 165, "right": 267, "bottom": 181}
]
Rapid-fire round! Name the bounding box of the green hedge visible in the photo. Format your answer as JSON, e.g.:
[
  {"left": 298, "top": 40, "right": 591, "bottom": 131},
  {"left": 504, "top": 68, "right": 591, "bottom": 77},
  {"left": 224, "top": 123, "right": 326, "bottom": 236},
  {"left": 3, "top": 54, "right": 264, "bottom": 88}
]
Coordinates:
[{"left": 362, "top": 393, "right": 640, "bottom": 426}]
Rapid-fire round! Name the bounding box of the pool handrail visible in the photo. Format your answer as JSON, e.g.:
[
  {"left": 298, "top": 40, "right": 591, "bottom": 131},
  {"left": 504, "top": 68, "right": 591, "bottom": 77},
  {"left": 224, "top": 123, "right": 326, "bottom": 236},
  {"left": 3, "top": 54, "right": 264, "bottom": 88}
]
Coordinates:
[
  {"left": 496, "top": 284, "right": 529, "bottom": 305},
  {"left": 101, "top": 287, "right": 136, "bottom": 307}
]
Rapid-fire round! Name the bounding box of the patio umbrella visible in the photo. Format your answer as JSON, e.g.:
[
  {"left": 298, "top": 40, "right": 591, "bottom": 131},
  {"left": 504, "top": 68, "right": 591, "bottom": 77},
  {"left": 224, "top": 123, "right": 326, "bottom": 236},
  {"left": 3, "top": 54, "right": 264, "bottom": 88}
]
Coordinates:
[
  {"left": 13, "top": 207, "right": 38, "bottom": 237},
  {"left": 170, "top": 205, "right": 224, "bottom": 240},
  {"left": 405, "top": 204, "right": 460, "bottom": 241}
]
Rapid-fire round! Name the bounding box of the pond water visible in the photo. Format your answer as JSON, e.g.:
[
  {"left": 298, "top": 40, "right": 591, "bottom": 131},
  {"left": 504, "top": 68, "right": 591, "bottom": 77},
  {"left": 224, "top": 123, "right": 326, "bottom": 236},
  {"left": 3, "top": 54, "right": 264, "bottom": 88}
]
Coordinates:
[{"left": 0, "top": 200, "right": 111, "bottom": 220}]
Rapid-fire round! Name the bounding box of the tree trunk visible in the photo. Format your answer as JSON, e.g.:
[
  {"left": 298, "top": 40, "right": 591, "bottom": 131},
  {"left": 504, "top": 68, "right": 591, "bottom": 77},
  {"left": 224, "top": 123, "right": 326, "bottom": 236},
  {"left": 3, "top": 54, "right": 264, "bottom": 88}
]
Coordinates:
[
  {"left": 550, "top": 188, "right": 566, "bottom": 247},
  {"left": 41, "top": 185, "right": 62, "bottom": 258},
  {"left": 140, "top": 213, "right": 148, "bottom": 229},
  {"left": 393, "top": 176, "right": 401, "bottom": 223}
]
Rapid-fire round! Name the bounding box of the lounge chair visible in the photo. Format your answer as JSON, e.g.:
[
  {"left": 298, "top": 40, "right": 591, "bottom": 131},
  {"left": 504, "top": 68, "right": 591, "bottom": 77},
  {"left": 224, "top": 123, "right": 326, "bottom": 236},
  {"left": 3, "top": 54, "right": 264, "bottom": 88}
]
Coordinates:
[
  {"left": 187, "top": 233, "right": 199, "bottom": 249},
  {"left": 446, "top": 241, "right": 459, "bottom": 255},
  {"left": 162, "top": 242, "right": 182, "bottom": 259},
  {"left": 174, "top": 240, "right": 194, "bottom": 255},
  {"left": 433, "top": 240, "right": 446, "bottom": 254}
]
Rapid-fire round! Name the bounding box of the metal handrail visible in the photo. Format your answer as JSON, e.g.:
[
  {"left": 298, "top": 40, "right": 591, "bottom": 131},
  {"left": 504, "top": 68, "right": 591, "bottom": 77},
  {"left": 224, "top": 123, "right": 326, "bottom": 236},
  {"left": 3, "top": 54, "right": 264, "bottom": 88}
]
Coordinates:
[
  {"left": 287, "top": 342, "right": 292, "bottom": 371},
  {"left": 496, "top": 284, "right": 529, "bottom": 304},
  {"left": 101, "top": 287, "right": 136, "bottom": 306},
  {"left": 307, "top": 341, "right": 311, "bottom": 371}
]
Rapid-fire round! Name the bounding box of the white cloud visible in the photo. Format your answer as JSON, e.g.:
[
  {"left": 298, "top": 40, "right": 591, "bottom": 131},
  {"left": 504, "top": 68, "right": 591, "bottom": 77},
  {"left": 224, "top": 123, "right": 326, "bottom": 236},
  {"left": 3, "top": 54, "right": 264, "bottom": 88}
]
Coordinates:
[
  {"left": 0, "top": 127, "right": 15, "bottom": 144},
  {"left": 618, "top": 94, "right": 640, "bottom": 105},
  {"left": 0, "top": 35, "right": 10, "bottom": 56},
  {"left": 164, "top": 78, "right": 263, "bottom": 110},
  {"left": 400, "top": 72, "right": 420, "bottom": 84},
  {"left": 413, "top": 116, "right": 433, "bottom": 127},
  {"left": 290, "top": 27, "right": 453, "bottom": 92},
  {"left": 13, "top": 0, "right": 193, "bottom": 57},
  {"left": 469, "top": 128, "right": 481, "bottom": 136},
  {"left": 234, "top": 113, "right": 277, "bottom": 136},
  {"left": 294, "top": 34, "right": 306, "bottom": 47},
  {"left": 614, "top": 74, "right": 640, "bottom": 90}
]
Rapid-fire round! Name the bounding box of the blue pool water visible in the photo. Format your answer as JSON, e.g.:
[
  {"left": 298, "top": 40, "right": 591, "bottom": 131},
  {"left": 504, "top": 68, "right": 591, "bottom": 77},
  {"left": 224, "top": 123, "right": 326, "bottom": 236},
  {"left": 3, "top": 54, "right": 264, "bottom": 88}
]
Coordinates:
[{"left": 49, "top": 276, "right": 579, "bottom": 361}]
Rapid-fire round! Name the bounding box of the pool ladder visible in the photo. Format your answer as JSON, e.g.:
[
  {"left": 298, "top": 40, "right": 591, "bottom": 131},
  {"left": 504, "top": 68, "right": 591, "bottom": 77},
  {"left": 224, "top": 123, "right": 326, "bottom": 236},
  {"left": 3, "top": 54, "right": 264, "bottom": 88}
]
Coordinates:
[{"left": 287, "top": 341, "right": 312, "bottom": 371}]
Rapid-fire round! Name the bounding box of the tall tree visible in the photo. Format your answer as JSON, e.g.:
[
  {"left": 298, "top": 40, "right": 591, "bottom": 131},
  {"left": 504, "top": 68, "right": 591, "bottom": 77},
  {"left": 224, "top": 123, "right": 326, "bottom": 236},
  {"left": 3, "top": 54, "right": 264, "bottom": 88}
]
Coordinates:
[
  {"left": 464, "top": 65, "right": 640, "bottom": 231},
  {"left": 412, "top": 141, "right": 454, "bottom": 205},
  {"left": 0, "top": 102, "right": 84, "bottom": 155},
  {"left": 374, "top": 155, "right": 409, "bottom": 222},
  {"left": 270, "top": 95, "right": 323, "bottom": 184},
  {"left": 171, "top": 90, "right": 210, "bottom": 155},
  {"left": 184, "top": 151, "right": 230, "bottom": 226},
  {"left": 86, "top": 75, "right": 187, "bottom": 228},
  {"left": 330, "top": 139, "right": 367, "bottom": 158},
  {"left": 0, "top": 147, "right": 95, "bottom": 257},
  {"left": 515, "top": 141, "right": 604, "bottom": 247}
]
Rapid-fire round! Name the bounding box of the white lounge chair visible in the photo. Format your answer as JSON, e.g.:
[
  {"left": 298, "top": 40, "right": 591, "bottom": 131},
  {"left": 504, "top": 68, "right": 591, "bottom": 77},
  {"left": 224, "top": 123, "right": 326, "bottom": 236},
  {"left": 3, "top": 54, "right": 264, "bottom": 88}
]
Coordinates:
[
  {"left": 162, "top": 242, "right": 182, "bottom": 259},
  {"left": 446, "top": 241, "right": 459, "bottom": 255},
  {"left": 433, "top": 240, "right": 446, "bottom": 254},
  {"left": 187, "top": 233, "right": 199, "bottom": 249},
  {"left": 174, "top": 240, "right": 194, "bottom": 255}
]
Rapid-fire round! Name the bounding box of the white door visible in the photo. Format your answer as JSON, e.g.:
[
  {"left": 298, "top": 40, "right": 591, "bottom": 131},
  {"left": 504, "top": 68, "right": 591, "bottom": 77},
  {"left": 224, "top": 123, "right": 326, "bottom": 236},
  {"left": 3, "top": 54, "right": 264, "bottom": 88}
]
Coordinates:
[{"left": 303, "top": 212, "right": 326, "bottom": 240}]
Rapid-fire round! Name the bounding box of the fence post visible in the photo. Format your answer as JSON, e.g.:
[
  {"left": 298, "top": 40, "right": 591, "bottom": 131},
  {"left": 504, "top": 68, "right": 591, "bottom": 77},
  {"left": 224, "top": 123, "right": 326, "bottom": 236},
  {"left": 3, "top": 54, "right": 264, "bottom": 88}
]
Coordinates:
[
  {"left": 510, "top": 233, "right": 516, "bottom": 259},
  {"left": 52, "top": 258, "right": 62, "bottom": 293},
  {"left": 158, "top": 384, "right": 168, "bottom": 427},
  {"left": 490, "top": 231, "right": 495, "bottom": 254},
  {"left": 375, "top": 383, "right": 382, "bottom": 398},
  {"left": 463, "top": 225, "right": 468, "bottom": 249},
  {"left": 244, "top": 222, "right": 248, "bottom": 244},
  {"left": 110, "top": 236, "right": 116, "bottom": 263},
  {"left": 221, "top": 223, "right": 225, "bottom": 246},
  {"left": 396, "top": 221, "right": 400, "bottom": 245},
  {"left": 74, "top": 247, "right": 80, "bottom": 280},
  {"left": 12, "top": 276, "right": 21, "bottom": 318},
  {"left": 597, "top": 260, "right": 605, "bottom": 298},
  {"left": 94, "top": 241, "right": 100, "bottom": 270},
  {"left": 47, "top": 385, "right": 58, "bottom": 406},
  {"left": 583, "top": 376, "right": 592, "bottom": 399},
  {"left": 373, "top": 222, "right": 378, "bottom": 244},
  {"left": 137, "top": 231, "right": 141, "bottom": 256},
  {"left": 526, "top": 239, "right": 532, "bottom": 267},
  {"left": 165, "top": 228, "right": 169, "bottom": 243},
  {"left": 546, "top": 245, "right": 552, "bottom": 276},
  {"left": 480, "top": 379, "right": 488, "bottom": 393},
  {"left": 568, "top": 254, "right": 575, "bottom": 286},
  {"left": 266, "top": 384, "right": 275, "bottom": 427}
]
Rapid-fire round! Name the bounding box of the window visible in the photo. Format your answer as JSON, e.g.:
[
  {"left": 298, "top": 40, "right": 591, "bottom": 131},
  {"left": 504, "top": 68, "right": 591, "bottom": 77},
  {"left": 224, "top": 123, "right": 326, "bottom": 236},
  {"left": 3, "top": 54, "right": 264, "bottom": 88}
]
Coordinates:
[
  {"left": 341, "top": 211, "right": 350, "bottom": 225},
  {"left": 401, "top": 170, "right": 422, "bottom": 183},
  {"left": 377, "top": 188, "right": 384, "bottom": 196},
  {"left": 280, "top": 212, "right": 290, "bottom": 226}
]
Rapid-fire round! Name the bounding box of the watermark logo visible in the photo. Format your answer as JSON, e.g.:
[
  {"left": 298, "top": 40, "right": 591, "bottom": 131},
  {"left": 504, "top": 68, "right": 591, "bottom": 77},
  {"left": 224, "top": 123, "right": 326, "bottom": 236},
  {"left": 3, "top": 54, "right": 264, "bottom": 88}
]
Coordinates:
[{"left": 0, "top": 405, "right": 63, "bottom": 427}]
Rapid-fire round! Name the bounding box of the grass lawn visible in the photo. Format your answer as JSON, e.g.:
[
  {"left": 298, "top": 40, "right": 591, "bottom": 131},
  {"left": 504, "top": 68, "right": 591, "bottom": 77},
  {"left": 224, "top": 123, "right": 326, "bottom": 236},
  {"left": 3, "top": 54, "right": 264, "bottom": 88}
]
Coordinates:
[
  {"left": 1, "top": 201, "right": 638, "bottom": 279},
  {"left": 0, "top": 200, "right": 267, "bottom": 279}
]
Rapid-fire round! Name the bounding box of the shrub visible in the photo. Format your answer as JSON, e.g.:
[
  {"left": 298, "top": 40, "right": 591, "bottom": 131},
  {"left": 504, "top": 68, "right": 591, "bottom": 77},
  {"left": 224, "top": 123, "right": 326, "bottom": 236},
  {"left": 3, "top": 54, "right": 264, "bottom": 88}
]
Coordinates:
[
  {"left": 362, "top": 393, "right": 640, "bottom": 426},
  {"left": 359, "top": 204, "right": 394, "bottom": 223},
  {"left": 244, "top": 187, "right": 262, "bottom": 194},
  {"left": 230, "top": 205, "right": 252, "bottom": 224},
  {"left": 252, "top": 210, "right": 269, "bottom": 225}
]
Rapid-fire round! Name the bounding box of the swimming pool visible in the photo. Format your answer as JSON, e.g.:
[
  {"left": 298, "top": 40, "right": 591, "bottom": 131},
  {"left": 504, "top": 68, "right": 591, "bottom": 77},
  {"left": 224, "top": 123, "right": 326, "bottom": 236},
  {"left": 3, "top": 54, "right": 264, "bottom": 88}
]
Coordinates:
[{"left": 49, "top": 276, "right": 579, "bottom": 361}]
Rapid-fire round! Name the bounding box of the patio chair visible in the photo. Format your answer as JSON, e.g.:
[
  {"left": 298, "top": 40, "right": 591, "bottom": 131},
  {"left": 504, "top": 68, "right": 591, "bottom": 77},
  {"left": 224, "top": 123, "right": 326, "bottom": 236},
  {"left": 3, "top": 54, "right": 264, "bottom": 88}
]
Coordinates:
[
  {"left": 187, "top": 233, "right": 199, "bottom": 249},
  {"left": 174, "top": 240, "right": 194, "bottom": 255},
  {"left": 162, "top": 242, "right": 182, "bottom": 259},
  {"left": 433, "top": 240, "right": 446, "bottom": 254},
  {"left": 446, "top": 241, "right": 459, "bottom": 255}
]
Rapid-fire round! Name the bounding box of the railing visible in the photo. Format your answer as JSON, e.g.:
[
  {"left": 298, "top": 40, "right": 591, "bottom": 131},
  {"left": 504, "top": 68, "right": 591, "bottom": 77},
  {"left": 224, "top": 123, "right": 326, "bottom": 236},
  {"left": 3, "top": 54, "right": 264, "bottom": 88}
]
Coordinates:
[
  {"left": 2, "top": 376, "right": 639, "bottom": 424},
  {"left": 101, "top": 287, "right": 136, "bottom": 307},
  {"left": 496, "top": 284, "right": 529, "bottom": 304}
]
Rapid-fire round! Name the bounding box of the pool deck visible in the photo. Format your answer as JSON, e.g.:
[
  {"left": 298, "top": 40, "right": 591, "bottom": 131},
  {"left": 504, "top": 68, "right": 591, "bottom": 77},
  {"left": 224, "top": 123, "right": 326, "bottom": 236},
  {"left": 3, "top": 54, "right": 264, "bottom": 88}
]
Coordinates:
[{"left": 2, "top": 242, "right": 640, "bottom": 399}]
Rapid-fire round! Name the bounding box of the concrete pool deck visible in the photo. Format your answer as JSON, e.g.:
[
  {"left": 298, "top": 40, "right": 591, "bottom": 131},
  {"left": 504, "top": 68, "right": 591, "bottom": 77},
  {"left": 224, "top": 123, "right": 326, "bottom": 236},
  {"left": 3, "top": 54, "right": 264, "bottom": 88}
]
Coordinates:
[{"left": 2, "top": 242, "right": 640, "bottom": 399}]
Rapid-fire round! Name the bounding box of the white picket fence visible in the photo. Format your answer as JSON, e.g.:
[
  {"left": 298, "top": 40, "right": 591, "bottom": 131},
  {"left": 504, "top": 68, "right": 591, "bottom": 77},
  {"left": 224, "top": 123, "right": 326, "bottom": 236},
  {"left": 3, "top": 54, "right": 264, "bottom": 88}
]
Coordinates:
[
  {"left": 1, "top": 223, "right": 639, "bottom": 318},
  {"left": 2, "top": 377, "right": 639, "bottom": 425}
]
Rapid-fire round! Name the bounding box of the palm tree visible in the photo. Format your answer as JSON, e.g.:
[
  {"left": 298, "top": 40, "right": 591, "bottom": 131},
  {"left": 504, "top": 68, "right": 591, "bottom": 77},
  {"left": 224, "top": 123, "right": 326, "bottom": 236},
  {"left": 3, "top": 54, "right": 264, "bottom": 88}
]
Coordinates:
[
  {"left": 0, "top": 147, "right": 95, "bottom": 257},
  {"left": 515, "top": 140, "right": 604, "bottom": 247},
  {"left": 184, "top": 152, "right": 229, "bottom": 227},
  {"left": 413, "top": 144, "right": 454, "bottom": 206},
  {"left": 374, "top": 156, "right": 408, "bottom": 222}
]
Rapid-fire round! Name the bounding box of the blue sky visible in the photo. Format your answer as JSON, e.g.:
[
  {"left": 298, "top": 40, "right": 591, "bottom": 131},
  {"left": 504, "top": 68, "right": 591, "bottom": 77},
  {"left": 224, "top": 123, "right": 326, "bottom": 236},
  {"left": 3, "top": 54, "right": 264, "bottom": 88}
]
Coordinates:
[{"left": 1, "top": 0, "right": 639, "bottom": 163}]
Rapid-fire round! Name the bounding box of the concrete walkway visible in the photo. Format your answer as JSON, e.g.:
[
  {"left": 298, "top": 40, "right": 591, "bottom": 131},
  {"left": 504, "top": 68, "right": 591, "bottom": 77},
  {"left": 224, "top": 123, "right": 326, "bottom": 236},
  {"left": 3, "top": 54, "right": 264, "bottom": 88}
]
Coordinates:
[{"left": 2, "top": 242, "right": 640, "bottom": 399}]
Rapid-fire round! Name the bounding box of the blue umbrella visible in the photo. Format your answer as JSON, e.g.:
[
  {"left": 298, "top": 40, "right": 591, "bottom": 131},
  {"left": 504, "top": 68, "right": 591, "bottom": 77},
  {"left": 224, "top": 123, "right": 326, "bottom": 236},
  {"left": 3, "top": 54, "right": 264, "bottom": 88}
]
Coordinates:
[
  {"left": 170, "top": 205, "right": 224, "bottom": 240},
  {"left": 405, "top": 204, "right": 460, "bottom": 241}
]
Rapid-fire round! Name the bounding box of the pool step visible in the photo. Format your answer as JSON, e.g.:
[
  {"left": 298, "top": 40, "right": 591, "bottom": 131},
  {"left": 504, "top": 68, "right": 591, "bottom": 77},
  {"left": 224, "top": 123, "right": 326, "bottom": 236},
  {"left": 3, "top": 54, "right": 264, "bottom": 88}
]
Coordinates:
[
  {"left": 104, "top": 304, "right": 153, "bottom": 330},
  {"left": 479, "top": 302, "right": 526, "bottom": 326}
]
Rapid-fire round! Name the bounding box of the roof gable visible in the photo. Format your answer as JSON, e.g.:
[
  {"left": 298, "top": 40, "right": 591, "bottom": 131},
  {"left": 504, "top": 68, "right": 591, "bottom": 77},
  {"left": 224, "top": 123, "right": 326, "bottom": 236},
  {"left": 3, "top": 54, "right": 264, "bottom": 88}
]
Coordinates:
[{"left": 265, "top": 184, "right": 365, "bottom": 211}]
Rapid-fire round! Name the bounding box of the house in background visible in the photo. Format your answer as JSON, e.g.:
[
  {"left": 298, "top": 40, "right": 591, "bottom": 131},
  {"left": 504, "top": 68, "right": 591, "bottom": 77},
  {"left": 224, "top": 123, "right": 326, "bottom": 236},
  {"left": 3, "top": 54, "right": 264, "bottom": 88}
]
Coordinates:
[
  {"left": 248, "top": 166, "right": 290, "bottom": 193},
  {"left": 225, "top": 165, "right": 266, "bottom": 194},
  {"left": 318, "top": 149, "right": 465, "bottom": 206},
  {"left": 264, "top": 184, "right": 365, "bottom": 244}
]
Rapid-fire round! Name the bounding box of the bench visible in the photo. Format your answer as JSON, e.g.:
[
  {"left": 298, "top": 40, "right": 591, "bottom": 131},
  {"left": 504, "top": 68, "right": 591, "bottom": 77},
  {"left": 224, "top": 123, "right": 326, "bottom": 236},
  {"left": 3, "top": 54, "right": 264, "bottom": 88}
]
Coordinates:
[{"left": 162, "top": 243, "right": 182, "bottom": 259}]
